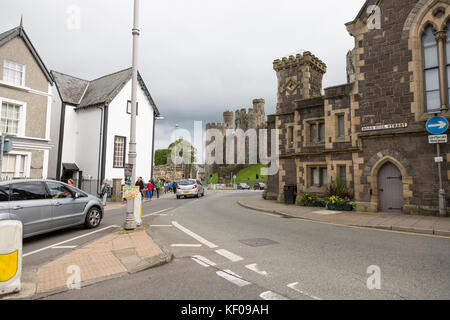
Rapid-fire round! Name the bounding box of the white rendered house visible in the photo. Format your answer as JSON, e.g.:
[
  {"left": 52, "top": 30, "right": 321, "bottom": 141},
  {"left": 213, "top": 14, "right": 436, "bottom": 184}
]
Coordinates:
[{"left": 50, "top": 68, "right": 160, "bottom": 192}]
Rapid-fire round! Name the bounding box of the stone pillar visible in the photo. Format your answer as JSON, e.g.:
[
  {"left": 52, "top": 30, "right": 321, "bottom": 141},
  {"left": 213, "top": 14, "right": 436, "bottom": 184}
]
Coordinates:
[{"left": 112, "top": 178, "right": 122, "bottom": 202}]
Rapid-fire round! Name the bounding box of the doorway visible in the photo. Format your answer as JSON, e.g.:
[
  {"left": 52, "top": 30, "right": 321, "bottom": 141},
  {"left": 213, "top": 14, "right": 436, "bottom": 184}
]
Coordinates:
[{"left": 378, "top": 162, "right": 403, "bottom": 213}]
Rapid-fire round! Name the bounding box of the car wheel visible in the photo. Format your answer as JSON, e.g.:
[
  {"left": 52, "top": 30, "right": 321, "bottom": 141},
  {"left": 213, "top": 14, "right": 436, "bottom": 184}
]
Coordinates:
[{"left": 85, "top": 207, "right": 102, "bottom": 229}]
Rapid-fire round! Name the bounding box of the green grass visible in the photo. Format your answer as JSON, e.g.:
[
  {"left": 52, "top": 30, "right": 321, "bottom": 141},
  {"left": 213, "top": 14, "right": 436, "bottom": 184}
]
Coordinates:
[
  {"left": 206, "top": 172, "right": 218, "bottom": 184},
  {"left": 235, "top": 164, "right": 267, "bottom": 185}
]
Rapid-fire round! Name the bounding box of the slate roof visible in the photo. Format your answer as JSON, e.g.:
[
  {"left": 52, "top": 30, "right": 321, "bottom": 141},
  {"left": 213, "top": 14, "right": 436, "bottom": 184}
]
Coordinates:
[
  {"left": 52, "top": 68, "right": 160, "bottom": 116},
  {"left": 0, "top": 25, "right": 53, "bottom": 83}
]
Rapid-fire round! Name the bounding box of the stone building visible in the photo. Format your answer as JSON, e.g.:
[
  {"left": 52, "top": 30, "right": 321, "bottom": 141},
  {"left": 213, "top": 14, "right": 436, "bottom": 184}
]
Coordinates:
[
  {"left": 205, "top": 99, "right": 266, "bottom": 183},
  {"left": 267, "top": 0, "right": 449, "bottom": 215}
]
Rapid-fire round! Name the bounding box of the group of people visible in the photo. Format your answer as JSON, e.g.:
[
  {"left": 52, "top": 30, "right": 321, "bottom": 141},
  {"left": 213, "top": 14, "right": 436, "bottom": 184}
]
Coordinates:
[{"left": 135, "top": 177, "right": 179, "bottom": 200}]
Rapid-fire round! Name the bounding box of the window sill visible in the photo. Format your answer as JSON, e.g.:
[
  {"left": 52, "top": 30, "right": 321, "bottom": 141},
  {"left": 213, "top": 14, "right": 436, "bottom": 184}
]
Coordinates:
[{"left": 0, "top": 80, "right": 52, "bottom": 97}]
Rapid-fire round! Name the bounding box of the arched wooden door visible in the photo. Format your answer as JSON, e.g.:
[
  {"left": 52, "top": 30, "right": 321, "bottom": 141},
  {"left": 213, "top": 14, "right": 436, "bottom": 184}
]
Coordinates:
[{"left": 378, "top": 162, "right": 403, "bottom": 213}]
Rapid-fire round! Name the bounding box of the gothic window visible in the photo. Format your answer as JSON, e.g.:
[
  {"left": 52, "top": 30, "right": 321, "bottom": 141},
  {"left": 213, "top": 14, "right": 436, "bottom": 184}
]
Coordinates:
[{"left": 422, "top": 25, "right": 441, "bottom": 113}]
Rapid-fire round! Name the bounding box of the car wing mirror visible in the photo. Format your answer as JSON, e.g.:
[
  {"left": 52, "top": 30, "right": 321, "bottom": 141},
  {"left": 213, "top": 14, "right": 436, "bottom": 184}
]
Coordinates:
[{"left": 73, "top": 192, "right": 80, "bottom": 199}]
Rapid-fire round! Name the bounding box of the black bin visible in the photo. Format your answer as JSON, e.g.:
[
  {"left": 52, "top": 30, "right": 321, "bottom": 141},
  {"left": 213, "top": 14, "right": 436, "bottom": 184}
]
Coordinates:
[{"left": 283, "top": 184, "right": 297, "bottom": 204}]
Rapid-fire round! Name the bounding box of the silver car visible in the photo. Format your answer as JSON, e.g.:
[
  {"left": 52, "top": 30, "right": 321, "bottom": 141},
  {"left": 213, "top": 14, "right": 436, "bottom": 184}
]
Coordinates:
[
  {"left": 0, "top": 179, "right": 104, "bottom": 238},
  {"left": 176, "top": 179, "right": 205, "bottom": 199}
]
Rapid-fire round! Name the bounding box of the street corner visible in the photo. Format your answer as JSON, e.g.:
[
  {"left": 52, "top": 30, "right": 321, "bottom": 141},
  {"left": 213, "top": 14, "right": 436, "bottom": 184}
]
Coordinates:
[
  {"left": 0, "top": 268, "right": 38, "bottom": 300},
  {"left": 31, "top": 226, "right": 173, "bottom": 296}
]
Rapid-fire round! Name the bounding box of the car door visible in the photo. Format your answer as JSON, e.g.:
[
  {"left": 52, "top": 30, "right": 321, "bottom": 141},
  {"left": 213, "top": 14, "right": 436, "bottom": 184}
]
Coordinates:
[
  {"left": 46, "top": 181, "right": 87, "bottom": 228},
  {"left": 0, "top": 184, "right": 10, "bottom": 217},
  {"left": 10, "top": 181, "right": 52, "bottom": 237}
]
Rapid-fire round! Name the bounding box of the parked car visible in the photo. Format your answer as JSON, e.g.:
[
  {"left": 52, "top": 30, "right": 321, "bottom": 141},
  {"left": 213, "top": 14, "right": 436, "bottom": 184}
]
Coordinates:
[
  {"left": 253, "top": 182, "right": 266, "bottom": 190},
  {"left": 0, "top": 179, "right": 104, "bottom": 239},
  {"left": 237, "top": 183, "right": 251, "bottom": 190},
  {"left": 176, "top": 179, "right": 205, "bottom": 199}
]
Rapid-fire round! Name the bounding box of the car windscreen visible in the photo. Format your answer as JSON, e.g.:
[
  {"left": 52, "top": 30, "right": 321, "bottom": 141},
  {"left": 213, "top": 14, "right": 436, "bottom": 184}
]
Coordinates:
[{"left": 180, "top": 180, "right": 196, "bottom": 186}]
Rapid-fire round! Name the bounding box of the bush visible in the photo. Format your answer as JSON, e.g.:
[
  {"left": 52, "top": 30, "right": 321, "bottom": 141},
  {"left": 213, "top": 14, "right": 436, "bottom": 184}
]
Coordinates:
[
  {"left": 299, "top": 193, "right": 326, "bottom": 207},
  {"left": 326, "top": 178, "right": 354, "bottom": 200},
  {"left": 262, "top": 190, "right": 268, "bottom": 200},
  {"left": 154, "top": 149, "right": 171, "bottom": 166}
]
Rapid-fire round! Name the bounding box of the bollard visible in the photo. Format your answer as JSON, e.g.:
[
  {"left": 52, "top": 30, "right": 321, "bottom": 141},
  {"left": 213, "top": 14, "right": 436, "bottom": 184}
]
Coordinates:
[
  {"left": 134, "top": 193, "right": 142, "bottom": 226},
  {"left": 0, "top": 220, "right": 22, "bottom": 296}
]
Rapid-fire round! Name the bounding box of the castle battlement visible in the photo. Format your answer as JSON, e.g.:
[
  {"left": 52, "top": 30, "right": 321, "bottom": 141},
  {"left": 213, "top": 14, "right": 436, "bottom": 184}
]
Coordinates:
[{"left": 273, "top": 51, "right": 327, "bottom": 74}]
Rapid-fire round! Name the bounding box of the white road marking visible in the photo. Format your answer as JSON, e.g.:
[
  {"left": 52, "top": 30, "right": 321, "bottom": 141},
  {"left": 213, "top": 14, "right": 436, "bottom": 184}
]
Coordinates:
[
  {"left": 172, "top": 221, "right": 218, "bottom": 248},
  {"left": 23, "top": 225, "right": 120, "bottom": 257},
  {"left": 215, "top": 249, "right": 244, "bottom": 262},
  {"left": 287, "top": 282, "right": 321, "bottom": 300},
  {"left": 51, "top": 246, "right": 77, "bottom": 249},
  {"left": 245, "top": 264, "right": 268, "bottom": 276},
  {"left": 192, "top": 255, "right": 217, "bottom": 267},
  {"left": 150, "top": 225, "right": 173, "bottom": 227},
  {"left": 259, "top": 291, "right": 289, "bottom": 300},
  {"left": 216, "top": 271, "right": 251, "bottom": 287},
  {"left": 312, "top": 210, "right": 341, "bottom": 215},
  {"left": 171, "top": 244, "right": 202, "bottom": 247},
  {"left": 142, "top": 208, "right": 174, "bottom": 218}
]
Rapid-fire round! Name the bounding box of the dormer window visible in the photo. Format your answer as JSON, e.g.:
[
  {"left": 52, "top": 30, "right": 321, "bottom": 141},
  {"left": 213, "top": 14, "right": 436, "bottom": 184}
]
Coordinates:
[{"left": 3, "top": 60, "right": 25, "bottom": 86}]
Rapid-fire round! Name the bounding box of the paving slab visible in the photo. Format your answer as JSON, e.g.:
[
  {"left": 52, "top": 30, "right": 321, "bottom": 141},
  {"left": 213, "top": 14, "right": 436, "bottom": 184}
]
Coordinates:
[{"left": 239, "top": 195, "right": 450, "bottom": 236}]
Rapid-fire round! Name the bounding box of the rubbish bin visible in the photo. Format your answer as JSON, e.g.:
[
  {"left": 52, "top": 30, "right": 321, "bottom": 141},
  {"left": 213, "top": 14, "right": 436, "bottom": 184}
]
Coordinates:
[{"left": 283, "top": 185, "right": 297, "bottom": 205}]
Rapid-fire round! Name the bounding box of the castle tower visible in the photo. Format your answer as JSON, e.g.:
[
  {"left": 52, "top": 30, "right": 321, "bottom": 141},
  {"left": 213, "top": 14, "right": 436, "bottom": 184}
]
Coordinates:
[
  {"left": 273, "top": 51, "right": 326, "bottom": 113},
  {"left": 252, "top": 99, "right": 266, "bottom": 128},
  {"left": 223, "top": 111, "right": 234, "bottom": 129}
]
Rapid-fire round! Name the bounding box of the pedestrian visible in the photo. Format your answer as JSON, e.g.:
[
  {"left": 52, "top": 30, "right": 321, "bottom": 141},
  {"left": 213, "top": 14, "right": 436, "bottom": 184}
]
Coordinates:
[
  {"left": 100, "top": 179, "right": 110, "bottom": 206},
  {"left": 147, "top": 180, "right": 153, "bottom": 200},
  {"left": 68, "top": 179, "right": 75, "bottom": 187},
  {"left": 172, "top": 181, "right": 178, "bottom": 193},
  {"left": 135, "top": 176, "right": 145, "bottom": 198},
  {"left": 156, "top": 178, "right": 162, "bottom": 198}
]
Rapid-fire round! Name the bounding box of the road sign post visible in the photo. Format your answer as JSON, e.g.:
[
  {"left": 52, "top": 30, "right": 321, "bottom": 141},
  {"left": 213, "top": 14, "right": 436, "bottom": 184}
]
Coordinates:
[{"left": 426, "top": 116, "right": 448, "bottom": 217}]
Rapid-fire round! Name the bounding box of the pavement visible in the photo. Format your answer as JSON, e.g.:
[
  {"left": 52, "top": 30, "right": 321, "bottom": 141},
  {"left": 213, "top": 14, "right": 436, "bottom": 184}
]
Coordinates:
[
  {"left": 1, "top": 192, "right": 176, "bottom": 300},
  {"left": 238, "top": 195, "right": 450, "bottom": 237}
]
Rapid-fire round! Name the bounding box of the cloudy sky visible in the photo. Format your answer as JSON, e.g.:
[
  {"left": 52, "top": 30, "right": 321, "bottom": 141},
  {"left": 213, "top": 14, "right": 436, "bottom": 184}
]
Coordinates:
[{"left": 0, "top": 0, "right": 366, "bottom": 151}]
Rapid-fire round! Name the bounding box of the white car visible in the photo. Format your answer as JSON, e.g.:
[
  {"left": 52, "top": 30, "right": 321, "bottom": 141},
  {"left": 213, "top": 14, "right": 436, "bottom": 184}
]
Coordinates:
[{"left": 176, "top": 179, "right": 205, "bottom": 199}]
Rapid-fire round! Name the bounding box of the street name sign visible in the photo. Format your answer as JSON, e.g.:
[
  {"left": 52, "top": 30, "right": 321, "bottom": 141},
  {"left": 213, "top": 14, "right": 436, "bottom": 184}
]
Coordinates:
[
  {"left": 361, "top": 123, "right": 408, "bottom": 132},
  {"left": 435, "top": 157, "right": 444, "bottom": 163},
  {"left": 426, "top": 116, "right": 449, "bottom": 135},
  {"left": 429, "top": 134, "right": 447, "bottom": 144}
]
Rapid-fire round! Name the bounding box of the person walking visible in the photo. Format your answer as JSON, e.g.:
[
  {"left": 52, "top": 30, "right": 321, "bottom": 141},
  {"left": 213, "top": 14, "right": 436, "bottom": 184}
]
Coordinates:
[
  {"left": 147, "top": 180, "right": 153, "bottom": 200},
  {"left": 172, "top": 180, "right": 178, "bottom": 193},
  {"left": 135, "top": 177, "right": 145, "bottom": 198},
  {"left": 100, "top": 179, "right": 110, "bottom": 207},
  {"left": 156, "top": 179, "right": 162, "bottom": 199}
]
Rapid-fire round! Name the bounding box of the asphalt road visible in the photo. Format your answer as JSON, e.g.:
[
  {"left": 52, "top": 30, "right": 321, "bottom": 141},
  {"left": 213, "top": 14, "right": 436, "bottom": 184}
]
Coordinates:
[{"left": 34, "top": 190, "right": 450, "bottom": 300}]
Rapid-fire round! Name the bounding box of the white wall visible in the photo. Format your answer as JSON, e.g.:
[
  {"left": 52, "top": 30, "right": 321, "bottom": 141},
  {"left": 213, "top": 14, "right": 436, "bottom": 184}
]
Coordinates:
[
  {"left": 105, "top": 79, "right": 154, "bottom": 183},
  {"left": 48, "top": 86, "right": 61, "bottom": 179},
  {"left": 60, "top": 104, "right": 78, "bottom": 166},
  {"left": 74, "top": 107, "right": 102, "bottom": 179}
]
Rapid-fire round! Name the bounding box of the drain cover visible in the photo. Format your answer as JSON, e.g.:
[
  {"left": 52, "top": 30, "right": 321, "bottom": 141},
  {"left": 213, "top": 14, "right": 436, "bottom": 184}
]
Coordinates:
[{"left": 239, "top": 238, "right": 279, "bottom": 247}]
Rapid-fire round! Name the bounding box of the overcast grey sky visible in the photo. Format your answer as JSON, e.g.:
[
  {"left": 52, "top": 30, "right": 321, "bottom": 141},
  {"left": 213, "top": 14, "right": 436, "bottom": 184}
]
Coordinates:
[{"left": 0, "top": 0, "right": 366, "bottom": 151}]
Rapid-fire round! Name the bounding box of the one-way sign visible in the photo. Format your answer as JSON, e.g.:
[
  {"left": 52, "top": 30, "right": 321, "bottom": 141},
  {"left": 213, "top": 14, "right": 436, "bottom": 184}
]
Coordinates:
[
  {"left": 429, "top": 134, "right": 448, "bottom": 144},
  {"left": 426, "top": 116, "right": 449, "bottom": 135}
]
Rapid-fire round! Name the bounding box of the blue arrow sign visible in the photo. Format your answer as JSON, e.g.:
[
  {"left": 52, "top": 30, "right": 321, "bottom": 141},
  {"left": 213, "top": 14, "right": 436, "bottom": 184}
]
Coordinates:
[{"left": 426, "top": 116, "right": 449, "bottom": 135}]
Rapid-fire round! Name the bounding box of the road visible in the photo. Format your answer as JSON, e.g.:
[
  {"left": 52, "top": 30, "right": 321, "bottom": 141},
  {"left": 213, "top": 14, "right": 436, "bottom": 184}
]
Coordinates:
[{"left": 26, "top": 190, "right": 450, "bottom": 300}]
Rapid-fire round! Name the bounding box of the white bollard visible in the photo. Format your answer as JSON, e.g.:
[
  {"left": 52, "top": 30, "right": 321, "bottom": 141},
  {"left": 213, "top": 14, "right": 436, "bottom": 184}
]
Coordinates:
[
  {"left": 134, "top": 193, "right": 142, "bottom": 226},
  {"left": 0, "top": 220, "right": 22, "bottom": 296}
]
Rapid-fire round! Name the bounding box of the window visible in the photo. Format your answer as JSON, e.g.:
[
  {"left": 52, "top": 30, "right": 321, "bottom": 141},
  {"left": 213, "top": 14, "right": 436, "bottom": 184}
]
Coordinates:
[
  {"left": 46, "top": 182, "right": 74, "bottom": 199},
  {"left": 1, "top": 154, "right": 26, "bottom": 179},
  {"left": 422, "top": 25, "right": 441, "bottom": 112},
  {"left": 337, "top": 115, "right": 345, "bottom": 138},
  {"left": 113, "top": 136, "right": 126, "bottom": 168},
  {"left": 1, "top": 102, "right": 21, "bottom": 135},
  {"left": 288, "top": 126, "right": 294, "bottom": 145},
  {"left": 3, "top": 60, "right": 25, "bottom": 86},
  {"left": 11, "top": 182, "right": 48, "bottom": 201},
  {"left": 310, "top": 124, "right": 317, "bottom": 142},
  {"left": 310, "top": 166, "right": 328, "bottom": 187},
  {"left": 309, "top": 121, "right": 325, "bottom": 143},
  {"left": 0, "top": 185, "right": 9, "bottom": 202},
  {"left": 319, "top": 123, "right": 325, "bottom": 142},
  {"left": 126, "top": 101, "right": 139, "bottom": 115},
  {"left": 338, "top": 165, "right": 347, "bottom": 186}
]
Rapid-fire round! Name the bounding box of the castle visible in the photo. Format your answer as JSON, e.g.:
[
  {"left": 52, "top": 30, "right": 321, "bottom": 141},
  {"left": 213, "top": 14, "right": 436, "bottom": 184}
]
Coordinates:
[{"left": 205, "top": 99, "right": 266, "bottom": 183}]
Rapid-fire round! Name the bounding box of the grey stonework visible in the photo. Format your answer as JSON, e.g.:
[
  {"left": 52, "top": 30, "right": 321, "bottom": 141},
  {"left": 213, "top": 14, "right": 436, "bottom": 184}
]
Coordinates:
[{"left": 267, "top": 0, "right": 449, "bottom": 215}]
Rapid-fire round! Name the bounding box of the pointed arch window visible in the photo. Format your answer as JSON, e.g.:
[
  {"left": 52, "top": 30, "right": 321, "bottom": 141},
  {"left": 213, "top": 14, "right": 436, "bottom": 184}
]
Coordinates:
[{"left": 422, "top": 25, "right": 441, "bottom": 112}]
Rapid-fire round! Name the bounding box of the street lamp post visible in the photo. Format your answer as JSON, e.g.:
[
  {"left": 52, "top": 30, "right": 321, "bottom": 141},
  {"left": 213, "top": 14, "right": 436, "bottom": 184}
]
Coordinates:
[
  {"left": 125, "top": 0, "right": 140, "bottom": 230},
  {"left": 173, "top": 124, "right": 179, "bottom": 183}
]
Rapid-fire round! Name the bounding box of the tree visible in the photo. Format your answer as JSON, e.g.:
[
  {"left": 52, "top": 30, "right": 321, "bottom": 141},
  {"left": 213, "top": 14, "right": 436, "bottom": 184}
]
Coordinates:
[{"left": 154, "top": 149, "right": 171, "bottom": 166}]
